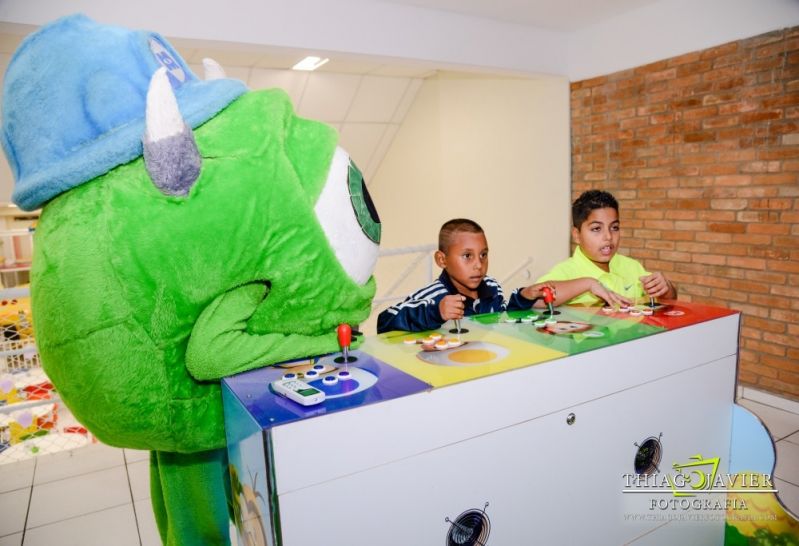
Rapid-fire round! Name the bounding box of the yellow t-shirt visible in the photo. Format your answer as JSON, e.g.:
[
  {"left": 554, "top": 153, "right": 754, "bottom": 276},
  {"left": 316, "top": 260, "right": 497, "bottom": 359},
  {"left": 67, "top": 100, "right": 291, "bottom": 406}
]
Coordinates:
[{"left": 537, "top": 246, "right": 650, "bottom": 305}]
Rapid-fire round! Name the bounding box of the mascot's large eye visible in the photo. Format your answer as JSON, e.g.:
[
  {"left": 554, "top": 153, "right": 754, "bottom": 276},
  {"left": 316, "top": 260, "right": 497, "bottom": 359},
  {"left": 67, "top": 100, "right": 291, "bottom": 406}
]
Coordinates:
[
  {"left": 347, "top": 160, "right": 381, "bottom": 244},
  {"left": 314, "top": 147, "right": 381, "bottom": 285}
]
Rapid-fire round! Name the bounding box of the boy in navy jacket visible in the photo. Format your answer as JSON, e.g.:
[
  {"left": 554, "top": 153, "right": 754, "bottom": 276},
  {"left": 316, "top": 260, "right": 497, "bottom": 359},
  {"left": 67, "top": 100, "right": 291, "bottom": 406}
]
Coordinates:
[{"left": 377, "top": 218, "right": 553, "bottom": 333}]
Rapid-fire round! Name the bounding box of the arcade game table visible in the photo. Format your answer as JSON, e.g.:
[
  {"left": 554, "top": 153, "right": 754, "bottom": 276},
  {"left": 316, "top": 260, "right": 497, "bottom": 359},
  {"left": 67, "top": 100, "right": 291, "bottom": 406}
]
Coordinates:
[{"left": 222, "top": 301, "right": 798, "bottom": 546}]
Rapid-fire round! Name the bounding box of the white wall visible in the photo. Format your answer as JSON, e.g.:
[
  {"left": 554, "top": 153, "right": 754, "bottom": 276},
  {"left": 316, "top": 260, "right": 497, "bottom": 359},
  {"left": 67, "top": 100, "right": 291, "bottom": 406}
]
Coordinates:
[{"left": 366, "top": 72, "right": 571, "bottom": 333}]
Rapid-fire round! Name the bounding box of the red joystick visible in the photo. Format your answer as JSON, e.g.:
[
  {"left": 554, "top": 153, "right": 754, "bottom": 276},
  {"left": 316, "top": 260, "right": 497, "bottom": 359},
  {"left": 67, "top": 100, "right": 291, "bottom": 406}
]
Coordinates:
[
  {"left": 337, "top": 323, "right": 352, "bottom": 350},
  {"left": 542, "top": 287, "right": 555, "bottom": 304},
  {"left": 336, "top": 323, "right": 353, "bottom": 365}
]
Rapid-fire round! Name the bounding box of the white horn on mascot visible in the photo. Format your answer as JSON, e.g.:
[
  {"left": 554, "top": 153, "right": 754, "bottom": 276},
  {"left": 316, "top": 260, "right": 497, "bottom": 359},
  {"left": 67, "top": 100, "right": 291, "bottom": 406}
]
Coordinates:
[
  {"left": 203, "top": 58, "right": 227, "bottom": 80},
  {"left": 142, "top": 66, "right": 202, "bottom": 196}
]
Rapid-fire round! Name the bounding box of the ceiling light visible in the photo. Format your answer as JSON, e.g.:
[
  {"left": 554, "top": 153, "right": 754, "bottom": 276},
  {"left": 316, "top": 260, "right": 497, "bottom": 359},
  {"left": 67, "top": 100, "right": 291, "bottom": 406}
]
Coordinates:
[{"left": 292, "top": 56, "right": 329, "bottom": 71}]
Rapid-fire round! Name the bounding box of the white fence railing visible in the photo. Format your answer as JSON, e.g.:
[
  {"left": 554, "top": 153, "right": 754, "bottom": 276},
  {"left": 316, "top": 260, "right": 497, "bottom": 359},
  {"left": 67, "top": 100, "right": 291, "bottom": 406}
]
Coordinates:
[
  {"left": 500, "top": 256, "right": 536, "bottom": 287},
  {"left": 372, "top": 244, "right": 437, "bottom": 308},
  {"left": 0, "top": 227, "right": 34, "bottom": 289},
  {"left": 0, "top": 286, "right": 94, "bottom": 463}
]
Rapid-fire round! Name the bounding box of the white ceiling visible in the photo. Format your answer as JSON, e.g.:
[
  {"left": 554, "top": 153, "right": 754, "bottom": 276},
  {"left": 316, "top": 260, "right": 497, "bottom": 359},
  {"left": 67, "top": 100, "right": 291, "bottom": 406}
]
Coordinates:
[
  {"left": 376, "top": 0, "right": 661, "bottom": 31},
  {"left": 2, "top": 0, "right": 796, "bottom": 80}
]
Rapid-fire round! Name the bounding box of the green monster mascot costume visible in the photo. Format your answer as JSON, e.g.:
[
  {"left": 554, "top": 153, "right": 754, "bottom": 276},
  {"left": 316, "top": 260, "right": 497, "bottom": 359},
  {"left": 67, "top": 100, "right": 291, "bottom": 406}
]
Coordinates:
[{"left": 1, "top": 15, "right": 381, "bottom": 545}]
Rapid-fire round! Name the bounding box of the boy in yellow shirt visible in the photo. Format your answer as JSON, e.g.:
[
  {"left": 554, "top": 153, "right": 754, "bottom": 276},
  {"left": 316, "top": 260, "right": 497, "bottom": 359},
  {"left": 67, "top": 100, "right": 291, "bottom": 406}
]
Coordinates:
[{"left": 537, "top": 190, "right": 677, "bottom": 306}]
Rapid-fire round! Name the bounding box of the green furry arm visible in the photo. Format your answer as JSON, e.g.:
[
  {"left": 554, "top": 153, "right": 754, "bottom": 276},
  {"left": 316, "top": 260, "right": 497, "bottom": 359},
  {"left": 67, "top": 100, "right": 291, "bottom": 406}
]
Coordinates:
[{"left": 186, "top": 283, "right": 359, "bottom": 381}]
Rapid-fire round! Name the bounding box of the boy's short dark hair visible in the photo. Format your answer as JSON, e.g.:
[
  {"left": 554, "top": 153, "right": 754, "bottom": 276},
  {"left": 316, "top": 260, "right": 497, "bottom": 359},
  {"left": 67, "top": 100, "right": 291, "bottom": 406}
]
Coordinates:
[
  {"left": 438, "top": 218, "right": 484, "bottom": 252},
  {"left": 572, "top": 190, "right": 619, "bottom": 229}
]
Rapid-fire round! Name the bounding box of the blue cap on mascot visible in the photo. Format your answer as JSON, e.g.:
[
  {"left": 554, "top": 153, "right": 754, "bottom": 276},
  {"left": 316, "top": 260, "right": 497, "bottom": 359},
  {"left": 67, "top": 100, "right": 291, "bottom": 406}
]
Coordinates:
[{"left": 1, "top": 14, "right": 248, "bottom": 211}]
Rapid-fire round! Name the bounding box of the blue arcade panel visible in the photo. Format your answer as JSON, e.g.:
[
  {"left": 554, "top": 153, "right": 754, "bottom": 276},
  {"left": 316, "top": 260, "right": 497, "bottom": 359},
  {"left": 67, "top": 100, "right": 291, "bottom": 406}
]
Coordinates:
[
  {"left": 223, "top": 350, "right": 430, "bottom": 429},
  {"left": 223, "top": 351, "right": 430, "bottom": 546}
]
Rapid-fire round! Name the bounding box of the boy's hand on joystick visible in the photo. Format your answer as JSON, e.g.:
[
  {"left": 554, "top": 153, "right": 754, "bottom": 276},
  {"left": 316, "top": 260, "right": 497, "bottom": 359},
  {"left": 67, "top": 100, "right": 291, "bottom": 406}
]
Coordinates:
[
  {"left": 521, "top": 282, "right": 556, "bottom": 303},
  {"left": 439, "top": 294, "right": 465, "bottom": 321},
  {"left": 541, "top": 285, "right": 556, "bottom": 316}
]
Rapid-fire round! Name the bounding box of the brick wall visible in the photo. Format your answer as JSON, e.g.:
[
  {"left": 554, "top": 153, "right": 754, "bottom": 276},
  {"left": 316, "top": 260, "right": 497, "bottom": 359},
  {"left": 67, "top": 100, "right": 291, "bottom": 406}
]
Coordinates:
[{"left": 571, "top": 26, "right": 799, "bottom": 400}]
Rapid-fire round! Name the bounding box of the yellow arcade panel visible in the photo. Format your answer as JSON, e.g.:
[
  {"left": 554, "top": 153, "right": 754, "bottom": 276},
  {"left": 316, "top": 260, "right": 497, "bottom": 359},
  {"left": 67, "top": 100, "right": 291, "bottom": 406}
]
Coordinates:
[{"left": 363, "top": 321, "right": 566, "bottom": 387}]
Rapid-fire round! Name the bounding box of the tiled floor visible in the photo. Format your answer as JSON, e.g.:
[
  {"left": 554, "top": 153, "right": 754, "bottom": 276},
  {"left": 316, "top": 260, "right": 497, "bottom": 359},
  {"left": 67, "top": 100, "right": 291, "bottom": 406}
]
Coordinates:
[
  {"left": 0, "top": 395, "right": 797, "bottom": 545},
  {"left": 0, "top": 445, "right": 158, "bottom": 546}
]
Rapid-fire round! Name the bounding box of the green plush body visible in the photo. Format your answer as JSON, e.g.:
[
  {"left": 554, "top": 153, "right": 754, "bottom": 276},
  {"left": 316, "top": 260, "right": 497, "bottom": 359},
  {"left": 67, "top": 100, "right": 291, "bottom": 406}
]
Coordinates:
[{"left": 31, "top": 90, "right": 376, "bottom": 543}]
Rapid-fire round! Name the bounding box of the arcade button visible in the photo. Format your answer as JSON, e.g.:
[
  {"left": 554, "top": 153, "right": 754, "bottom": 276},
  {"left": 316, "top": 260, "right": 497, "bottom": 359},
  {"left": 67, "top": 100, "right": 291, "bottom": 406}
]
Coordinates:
[
  {"left": 337, "top": 371, "right": 353, "bottom": 381},
  {"left": 312, "top": 364, "right": 325, "bottom": 371},
  {"left": 505, "top": 315, "right": 536, "bottom": 323},
  {"left": 282, "top": 373, "right": 297, "bottom": 380},
  {"left": 305, "top": 370, "right": 319, "bottom": 379},
  {"left": 323, "top": 375, "right": 338, "bottom": 386}
]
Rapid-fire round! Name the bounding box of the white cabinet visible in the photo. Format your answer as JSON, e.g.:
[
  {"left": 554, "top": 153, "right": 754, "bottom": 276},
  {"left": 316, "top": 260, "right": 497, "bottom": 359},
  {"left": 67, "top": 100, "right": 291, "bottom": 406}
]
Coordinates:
[{"left": 224, "top": 309, "right": 741, "bottom": 545}]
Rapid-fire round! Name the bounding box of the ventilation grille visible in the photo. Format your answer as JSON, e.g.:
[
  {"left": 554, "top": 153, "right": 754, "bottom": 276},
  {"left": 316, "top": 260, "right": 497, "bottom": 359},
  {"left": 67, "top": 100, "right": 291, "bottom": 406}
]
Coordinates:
[
  {"left": 634, "top": 434, "right": 663, "bottom": 476},
  {"left": 445, "top": 503, "right": 490, "bottom": 546}
]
